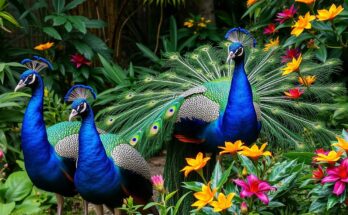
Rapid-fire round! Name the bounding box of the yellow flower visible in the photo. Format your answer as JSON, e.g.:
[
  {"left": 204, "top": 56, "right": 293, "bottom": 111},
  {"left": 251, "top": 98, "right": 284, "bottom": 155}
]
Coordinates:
[
  {"left": 282, "top": 54, "right": 302, "bottom": 76},
  {"left": 181, "top": 152, "right": 210, "bottom": 177},
  {"left": 295, "top": 0, "right": 315, "bottom": 5},
  {"left": 291, "top": 12, "right": 316, "bottom": 37},
  {"left": 298, "top": 75, "right": 316, "bottom": 86},
  {"left": 184, "top": 19, "right": 194, "bottom": 28},
  {"left": 239, "top": 143, "right": 272, "bottom": 160},
  {"left": 316, "top": 4, "right": 344, "bottom": 21},
  {"left": 247, "top": 0, "right": 257, "bottom": 7},
  {"left": 332, "top": 137, "right": 348, "bottom": 152},
  {"left": 263, "top": 37, "right": 279, "bottom": 51},
  {"left": 44, "top": 88, "right": 49, "bottom": 97},
  {"left": 218, "top": 140, "right": 244, "bottom": 155},
  {"left": 34, "top": 42, "right": 54, "bottom": 51},
  {"left": 210, "top": 192, "right": 235, "bottom": 212},
  {"left": 197, "top": 22, "right": 207, "bottom": 28},
  {"left": 192, "top": 182, "right": 216, "bottom": 210},
  {"left": 315, "top": 150, "right": 343, "bottom": 163}
]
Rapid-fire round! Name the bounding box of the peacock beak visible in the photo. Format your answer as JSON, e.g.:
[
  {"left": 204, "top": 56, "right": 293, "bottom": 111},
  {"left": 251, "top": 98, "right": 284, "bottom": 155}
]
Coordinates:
[
  {"left": 226, "top": 51, "right": 235, "bottom": 63},
  {"left": 14, "top": 80, "right": 26, "bottom": 92},
  {"left": 69, "top": 109, "right": 78, "bottom": 121}
]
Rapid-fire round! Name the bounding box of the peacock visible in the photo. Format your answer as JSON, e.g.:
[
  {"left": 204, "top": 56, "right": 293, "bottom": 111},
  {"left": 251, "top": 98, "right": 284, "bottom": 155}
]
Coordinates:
[
  {"left": 65, "top": 85, "right": 156, "bottom": 215},
  {"left": 99, "top": 27, "right": 344, "bottom": 211},
  {"left": 14, "top": 56, "right": 87, "bottom": 215}
]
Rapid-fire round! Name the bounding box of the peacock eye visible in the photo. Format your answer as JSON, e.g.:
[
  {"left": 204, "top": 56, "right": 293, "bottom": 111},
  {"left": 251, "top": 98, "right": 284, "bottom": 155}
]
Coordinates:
[{"left": 235, "top": 48, "right": 243, "bottom": 56}]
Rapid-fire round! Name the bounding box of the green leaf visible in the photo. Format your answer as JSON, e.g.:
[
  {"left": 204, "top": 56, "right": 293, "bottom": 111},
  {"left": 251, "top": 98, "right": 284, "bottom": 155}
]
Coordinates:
[
  {"left": 173, "top": 192, "right": 191, "bottom": 215},
  {"left": 85, "top": 19, "right": 106, "bottom": 28},
  {"left": 72, "top": 41, "right": 93, "bottom": 59},
  {"left": 182, "top": 181, "right": 204, "bottom": 192},
  {"left": 43, "top": 27, "right": 62, "bottom": 40},
  {"left": 16, "top": 160, "right": 25, "bottom": 170},
  {"left": 327, "top": 195, "right": 339, "bottom": 209},
  {"left": 98, "top": 54, "right": 127, "bottom": 85},
  {"left": 165, "top": 190, "right": 177, "bottom": 202},
  {"left": 64, "top": 0, "right": 86, "bottom": 11},
  {"left": 178, "top": 34, "right": 198, "bottom": 52},
  {"left": 5, "top": 171, "right": 33, "bottom": 202},
  {"left": 136, "top": 43, "right": 162, "bottom": 65},
  {"left": 315, "top": 45, "right": 327, "bottom": 63},
  {"left": 267, "top": 201, "right": 285, "bottom": 208},
  {"left": 68, "top": 16, "right": 87, "bottom": 34},
  {"left": 217, "top": 162, "right": 234, "bottom": 190},
  {"left": 241, "top": 1, "right": 264, "bottom": 19},
  {"left": 283, "top": 152, "right": 315, "bottom": 165},
  {"left": 64, "top": 21, "right": 72, "bottom": 32},
  {"left": 52, "top": 0, "right": 65, "bottom": 14},
  {"left": 0, "top": 11, "right": 20, "bottom": 27},
  {"left": 169, "top": 16, "right": 177, "bottom": 51},
  {"left": 0, "top": 202, "right": 15, "bottom": 215},
  {"left": 52, "top": 16, "right": 66, "bottom": 26},
  {"left": 238, "top": 154, "right": 257, "bottom": 175},
  {"left": 211, "top": 161, "right": 222, "bottom": 190}
]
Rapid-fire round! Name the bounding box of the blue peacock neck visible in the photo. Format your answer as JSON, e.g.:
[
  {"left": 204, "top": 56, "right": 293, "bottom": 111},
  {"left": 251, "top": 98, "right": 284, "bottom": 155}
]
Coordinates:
[
  {"left": 221, "top": 56, "right": 257, "bottom": 139},
  {"left": 77, "top": 105, "right": 121, "bottom": 183},
  {"left": 21, "top": 75, "right": 52, "bottom": 161}
]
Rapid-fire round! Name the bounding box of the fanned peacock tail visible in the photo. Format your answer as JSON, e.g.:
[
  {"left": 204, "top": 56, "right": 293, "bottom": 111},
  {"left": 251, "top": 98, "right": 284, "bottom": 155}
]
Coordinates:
[{"left": 100, "top": 42, "right": 344, "bottom": 157}]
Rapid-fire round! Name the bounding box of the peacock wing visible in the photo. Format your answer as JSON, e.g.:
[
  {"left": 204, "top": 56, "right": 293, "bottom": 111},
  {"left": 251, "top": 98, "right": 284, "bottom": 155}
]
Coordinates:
[{"left": 111, "top": 144, "right": 153, "bottom": 202}]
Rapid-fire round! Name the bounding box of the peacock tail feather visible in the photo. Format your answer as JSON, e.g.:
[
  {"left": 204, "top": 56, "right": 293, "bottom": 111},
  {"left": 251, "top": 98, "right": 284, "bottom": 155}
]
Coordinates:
[{"left": 100, "top": 43, "right": 344, "bottom": 157}]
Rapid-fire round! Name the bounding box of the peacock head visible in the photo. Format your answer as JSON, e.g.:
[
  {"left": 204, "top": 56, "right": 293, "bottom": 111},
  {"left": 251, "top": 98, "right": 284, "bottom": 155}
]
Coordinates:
[
  {"left": 15, "top": 56, "right": 52, "bottom": 92},
  {"left": 64, "top": 85, "right": 96, "bottom": 121},
  {"left": 225, "top": 27, "right": 256, "bottom": 63}
]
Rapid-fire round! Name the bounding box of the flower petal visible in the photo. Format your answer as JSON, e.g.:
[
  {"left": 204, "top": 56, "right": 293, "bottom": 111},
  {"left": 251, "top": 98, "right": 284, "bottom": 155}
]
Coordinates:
[
  {"left": 255, "top": 192, "right": 270, "bottom": 205},
  {"left": 333, "top": 181, "right": 346, "bottom": 196}
]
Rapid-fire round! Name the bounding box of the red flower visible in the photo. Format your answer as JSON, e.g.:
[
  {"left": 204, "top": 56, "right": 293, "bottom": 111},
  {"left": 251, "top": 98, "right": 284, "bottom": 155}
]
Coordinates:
[
  {"left": 70, "top": 54, "right": 91, "bottom": 69},
  {"left": 234, "top": 174, "right": 276, "bottom": 205},
  {"left": 315, "top": 148, "right": 329, "bottom": 155},
  {"left": 263, "top": 23, "right": 278, "bottom": 35},
  {"left": 284, "top": 88, "right": 304, "bottom": 99},
  {"left": 276, "top": 5, "right": 297, "bottom": 24},
  {"left": 281, "top": 48, "right": 301, "bottom": 63},
  {"left": 322, "top": 158, "right": 348, "bottom": 196},
  {"left": 312, "top": 165, "right": 325, "bottom": 180}
]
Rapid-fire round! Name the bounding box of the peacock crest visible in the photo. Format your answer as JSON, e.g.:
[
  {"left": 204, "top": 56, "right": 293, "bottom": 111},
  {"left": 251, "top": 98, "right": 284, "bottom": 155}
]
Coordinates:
[
  {"left": 224, "top": 27, "right": 257, "bottom": 48},
  {"left": 21, "top": 56, "right": 53, "bottom": 72},
  {"left": 64, "top": 85, "right": 97, "bottom": 102}
]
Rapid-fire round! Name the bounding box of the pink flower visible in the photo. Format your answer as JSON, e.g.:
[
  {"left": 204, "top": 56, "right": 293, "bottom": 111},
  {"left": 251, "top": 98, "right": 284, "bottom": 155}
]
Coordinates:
[
  {"left": 234, "top": 174, "right": 276, "bottom": 205},
  {"left": 263, "top": 23, "right": 278, "bottom": 35},
  {"left": 151, "top": 174, "right": 165, "bottom": 192},
  {"left": 276, "top": 5, "right": 297, "bottom": 23},
  {"left": 322, "top": 158, "right": 348, "bottom": 196},
  {"left": 0, "top": 150, "right": 3, "bottom": 161},
  {"left": 70, "top": 53, "right": 91, "bottom": 69},
  {"left": 281, "top": 48, "right": 301, "bottom": 63},
  {"left": 284, "top": 88, "right": 304, "bottom": 99},
  {"left": 315, "top": 148, "right": 329, "bottom": 155}
]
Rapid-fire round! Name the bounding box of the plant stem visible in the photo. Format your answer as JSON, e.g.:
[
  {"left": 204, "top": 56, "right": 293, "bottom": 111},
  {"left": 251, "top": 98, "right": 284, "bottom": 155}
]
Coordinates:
[
  {"left": 197, "top": 169, "right": 208, "bottom": 184},
  {"left": 154, "top": 6, "right": 164, "bottom": 54}
]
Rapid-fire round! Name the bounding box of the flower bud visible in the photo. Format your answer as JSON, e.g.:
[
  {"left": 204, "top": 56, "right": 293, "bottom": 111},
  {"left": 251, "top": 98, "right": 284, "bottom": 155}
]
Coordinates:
[{"left": 241, "top": 202, "right": 248, "bottom": 214}]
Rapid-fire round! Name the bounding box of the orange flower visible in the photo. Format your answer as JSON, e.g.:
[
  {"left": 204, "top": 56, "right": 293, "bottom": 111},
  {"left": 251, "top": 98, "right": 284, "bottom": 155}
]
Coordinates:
[
  {"left": 247, "top": 0, "right": 257, "bottom": 7},
  {"left": 210, "top": 192, "right": 235, "bottom": 212},
  {"left": 282, "top": 54, "right": 302, "bottom": 75},
  {"left": 291, "top": 12, "right": 316, "bottom": 37},
  {"left": 219, "top": 140, "right": 244, "bottom": 155},
  {"left": 263, "top": 37, "right": 279, "bottom": 51},
  {"left": 239, "top": 143, "right": 272, "bottom": 160},
  {"left": 181, "top": 152, "right": 210, "bottom": 177},
  {"left": 34, "top": 42, "right": 54, "bottom": 51},
  {"left": 316, "top": 4, "right": 344, "bottom": 21},
  {"left": 192, "top": 182, "right": 216, "bottom": 210},
  {"left": 314, "top": 150, "right": 343, "bottom": 164},
  {"left": 298, "top": 75, "right": 316, "bottom": 86},
  {"left": 332, "top": 137, "right": 348, "bottom": 153},
  {"left": 184, "top": 19, "right": 194, "bottom": 28},
  {"left": 295, "top": 0, "right": 315, "bottom": 5}
]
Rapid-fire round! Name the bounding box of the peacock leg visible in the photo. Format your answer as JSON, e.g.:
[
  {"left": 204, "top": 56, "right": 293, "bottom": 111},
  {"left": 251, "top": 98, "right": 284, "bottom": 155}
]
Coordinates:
[
  {"left": 94, "top": 204, "right": 104, "bottom": 215},
  {"left": 83, "top": 200, "right": 89, "bottom": 215},
  {"left": 55, "top": 194, "right": 64, "bottom": 215},
  {"left": 114, "top": 208, "right": 121, "bottom": 215}
]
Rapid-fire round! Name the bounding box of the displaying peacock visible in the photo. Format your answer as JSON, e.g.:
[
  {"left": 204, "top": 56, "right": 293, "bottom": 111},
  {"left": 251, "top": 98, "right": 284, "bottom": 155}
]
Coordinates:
[
  {"left": 99, "top": 27, "right": 344, "bottom": 211},
  {"left": 65, "top": 85, "right": 156, "bottom": 215},
  {"left": 14, "top": 56, "right": 86, "bottom": 215}
]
